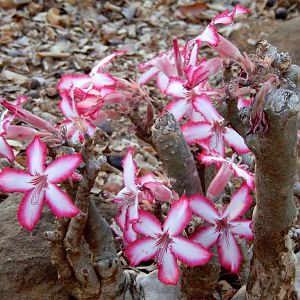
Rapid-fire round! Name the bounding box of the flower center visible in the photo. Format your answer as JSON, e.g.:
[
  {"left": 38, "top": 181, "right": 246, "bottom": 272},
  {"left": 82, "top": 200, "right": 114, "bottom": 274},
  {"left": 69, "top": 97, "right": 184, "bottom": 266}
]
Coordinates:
[
  {"left": 155, "top": 231, "right": 172, "bottom": 264},
  {"left": 215, "top": 217, "right": 231, "bottom": 233},
  {"left": 30, "top": 174, "right": 48, "bottom": 205}
]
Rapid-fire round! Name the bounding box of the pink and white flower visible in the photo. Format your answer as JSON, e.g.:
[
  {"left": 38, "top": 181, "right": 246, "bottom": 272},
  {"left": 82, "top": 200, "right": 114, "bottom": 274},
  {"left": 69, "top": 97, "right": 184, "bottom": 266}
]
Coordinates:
[
  {"left": 57, "top": 52, "right": 125, "bottom": 95},
  {"left": 185, "top": 5, "right": 250, "bottom": 68},
  {"left": 126, "top": 197, "right": 212, "bottom": 284},
  {"left": 198, "top": 151, "right": 254, "bottom": 200},
  {"left": 138, "top": 51, "right": 178, "bottom": 92},
  {"left": 189, "top": 183, "right": 253, "bottom": 273},
  {"left": 0, "top": 99, "right": 55, "bottom": 132},
  {"left": 181, "top": 111, "right": 249, "bottom": 158},
  {"left": 115, "top": 148, "right": 172, "bottom": 243},
  {"left": 0, "top": 109, "right": 15, "bottom": 162},
  {"left": 59, "top": 90, "right": 96, "bottom": 143},
  {"left": 165, "top": 77, "right": 222, "bottom": 122},
  {"left": 183, "top": 57, "right": 223, "bottom": 90},
  {"left": 211, "top": 5, "right": 250, "bottom": 26},
  {"left": 0, "top": 136, "right": 82, "bottom": 231}
]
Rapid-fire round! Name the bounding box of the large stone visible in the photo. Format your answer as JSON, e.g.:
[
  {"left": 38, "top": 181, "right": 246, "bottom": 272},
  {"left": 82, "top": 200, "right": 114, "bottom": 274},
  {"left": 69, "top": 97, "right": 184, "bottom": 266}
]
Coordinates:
[
  {"left": 0, "top": 195, "right": 68, "bottom": 300},
  {"left": 230, "top": 17, "right": 300, "bottom": 65},
  {"left": 136, "top": 270, "right": 182, "bottom": 300}
]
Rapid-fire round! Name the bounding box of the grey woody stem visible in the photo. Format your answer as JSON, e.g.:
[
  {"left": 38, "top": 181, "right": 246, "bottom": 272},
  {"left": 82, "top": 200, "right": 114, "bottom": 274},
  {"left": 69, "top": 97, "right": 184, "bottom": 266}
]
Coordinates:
[
  {"left": 152, "top": 112, "right": 220, "bottom": 299},
  {"left": 246, "top": 89, "right": 299, "bottom": 300}
]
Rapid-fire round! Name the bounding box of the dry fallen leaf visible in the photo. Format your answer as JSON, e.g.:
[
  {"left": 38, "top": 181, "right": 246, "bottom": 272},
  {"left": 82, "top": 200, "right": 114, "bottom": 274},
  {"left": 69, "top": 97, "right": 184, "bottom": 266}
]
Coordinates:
[
  {"left": 177, "top": 2, "right": 207, "bottom": 20},
  {"left": 47, "top": 7, "right": 71, "bottom": 27},
  {"left": 0, "top": 0, "right": 30, "bottom": 9},
  {"left": 2, "top": 69, "right": 28, "bottom": 84},
  {"left": 47, "top": 7, "right": 61, "bottom": 27}
]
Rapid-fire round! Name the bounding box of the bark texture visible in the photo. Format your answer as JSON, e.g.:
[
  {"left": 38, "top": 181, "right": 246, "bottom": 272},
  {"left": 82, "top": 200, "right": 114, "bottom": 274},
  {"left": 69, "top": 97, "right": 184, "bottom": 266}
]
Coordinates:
[
  {"left": 152, "top": 112, "right": 203, "bottom": 196},
  {"left": 246, "top": 89, "right": 299, "bottom": 300},
  {"left": 152, "top": 112, "right": 220, "bottom": 300}
]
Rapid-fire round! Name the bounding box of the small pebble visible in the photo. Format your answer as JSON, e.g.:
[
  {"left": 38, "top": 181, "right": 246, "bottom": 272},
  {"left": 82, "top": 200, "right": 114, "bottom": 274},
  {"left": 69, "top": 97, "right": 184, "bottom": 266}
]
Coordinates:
[
  {"left": 29, "top": 77, "right": 45, "bottom": 90},
  {"left": 107, "top": 155, "right": 123, "bottom": 171},
  {"left": 266, "top": 0, "right": 276, "bottom": 7},
  {"left": 25, "top": 90, "right": 40, "bottom": 98},
  {"left": 97, "top": 121, "right": 113, "bottom": 135},
  {"left": 275, "top": 7, "right": 287, "bottom": 20}
]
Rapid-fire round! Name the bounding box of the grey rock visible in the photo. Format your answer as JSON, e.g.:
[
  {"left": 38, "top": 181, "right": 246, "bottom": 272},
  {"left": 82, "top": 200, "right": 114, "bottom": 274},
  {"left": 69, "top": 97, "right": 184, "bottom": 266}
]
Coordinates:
[{"left": 0, "top": 195, "right": 68, "bottom": 300}]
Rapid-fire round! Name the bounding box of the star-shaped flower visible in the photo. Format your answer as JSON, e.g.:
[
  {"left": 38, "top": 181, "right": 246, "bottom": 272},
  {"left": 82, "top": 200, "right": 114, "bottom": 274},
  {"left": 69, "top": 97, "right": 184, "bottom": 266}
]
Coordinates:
[
  {"left": 0, "top": 136, "right": 82, "bottom": 231},
  {"left": 126, "top": 197, "right": 212, "bottom": 284},
  {"left": 189, "top": 183, "right": 253, "bottom": 273}
]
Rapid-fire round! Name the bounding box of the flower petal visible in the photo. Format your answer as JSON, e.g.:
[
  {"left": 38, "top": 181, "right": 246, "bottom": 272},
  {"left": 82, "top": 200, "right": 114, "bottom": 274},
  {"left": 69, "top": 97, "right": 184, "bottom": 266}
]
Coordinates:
[
  {"left": 206, "top": 162, "right": 234, "bottom": 200},
  {"left": 189, "top": 194, "right": 219, "bottom": 223},
  {"left": 223, "top": 127, "right": 250, "bottom": 154},
  {"left": 218, "top": 232, "right": 242, "bottom": 273},
  {"left": 197, "top": 152, "right": 227, "bottom": 167},
  {"left": 171, "top": 236, "right": 212, "bottom": 266},
  {"left": 212, "top": 9, "right": 233, "bottom": 25},
  {"left": 45, "top": 154, "right": 82, "bottom": 184},
  {"left": 45, "top": 183, "right": 80, "bottom": 218},
  {"left": 165, "top": 77, "right": 186, "bottom": 98},
  {"left": 124, "top": 220, "right": 138, "bottom": 243},
  {"left": 0, "top": 168, "right": 33, "bottom": 192},
  {"left": 191, "top": 225, "right": 220, "bottom": 248},
  {"left": 1, "top": 99, "right": 52, "bottom": 131},
  {"left": 197, "top": 24, "right": 219, "bottom": 46},
  {"left": 192, "top": 95, "right": 223, "bottom": 123},
  {"left": 133, "top": 210, "right": 162, "bottom": 237},
  {"left": 233, "top": 4, "right": 250, "bottom": 14},
  {"left": 138, "top": 67, "right": 159, "bottom": 85},
  {"left": 230, "top": 220, "right": 253, "bottom": 240},
  {"left": 59, "top": 91, "right": 78, "bottom": 119},
  {"left": 114, "top": 187, "right": 133, "bottom": 202},
  {"left": 139, "top": 173, "right": 156, "bottom": 184},
  {"left": 125, "top": 237, "right": 157, "bottom": 266},
  {"left": 57, "top": 74, "right": 90, "bottom": 91},
  {"left": 157, "top": 248, "right": 180, "bottom": 285},
  {"left": 232, "top": 164, "right": 255, "bottom": 190},
  {"left": 90, "top": 51, "right": 126, "bottom": 75},
  {"left": 92, "top": 72, "right": 115, "bottom": 89},
  {"left": 156, "top": 72, "right": 170, "bottom": 92},
  {"left": 17, "top": 189, "right": 45, "bottom": 231},
  {"left": 166, "top": 99, "right": 191, "bottom": 121},
  {"left": 209, "top": 128, "right": 226, "bottom": 158},
  {"left": 126, "top": 201, "right": 139, "bottom": 223},
  {"left": 184, "top": 41, "right": 200, "bottom": 67},
  {"left": 163, "top": 196, "right": 192, "bottom": 236},
  {"left": 181, "top": 121, "right": 212, "bottom": 144},
  {"left": 0, "top": 136, "right": 14, "bottom": 162},
  {"left": 115, "top": 204, "right": 127, "bottom": 229},
  {"left": 222, "top": 183, "right": 252, "bottom": 221},
  {"left": 26, "top": 136, "right": 47, "bottom": 174},
  {"left": 6, "top": 125, "right": 38, "bottom": 142},
  {"left": 122, "top": 148, "right": 137, "bottom": 191},
  {"left": 143, "top": 182, "right": 172, "bottom": 201}
]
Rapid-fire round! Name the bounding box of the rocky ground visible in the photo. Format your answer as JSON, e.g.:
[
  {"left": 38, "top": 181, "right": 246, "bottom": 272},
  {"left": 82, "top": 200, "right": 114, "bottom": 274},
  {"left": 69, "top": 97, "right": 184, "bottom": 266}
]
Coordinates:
[{"left": 0, "top": 0, "right": 300, "bottom": 299}]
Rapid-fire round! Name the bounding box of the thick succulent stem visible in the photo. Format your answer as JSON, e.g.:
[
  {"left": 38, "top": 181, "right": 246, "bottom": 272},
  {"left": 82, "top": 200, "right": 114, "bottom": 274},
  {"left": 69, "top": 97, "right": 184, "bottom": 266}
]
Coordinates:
[
  {"left": 152, "top": 112, "right": 220, "bottom": 299},
  {"left": 46, "top": 131, "right": 136, "bottom": 299},
  {"left": 246, "top": 89, "right": 299, "bottom": 300},
  {"left": 152, "top": 112, "right": 203, "bottom": 195},
  {"left": 84, "top": 200, "right": 128, "bottom": 300}
]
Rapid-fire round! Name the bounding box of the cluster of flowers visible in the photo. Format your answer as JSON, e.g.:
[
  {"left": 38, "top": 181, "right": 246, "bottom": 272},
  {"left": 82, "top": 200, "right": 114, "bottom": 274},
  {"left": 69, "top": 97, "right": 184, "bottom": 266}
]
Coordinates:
[
  {"left": 116, "top": 4, "right": 256, "bottom": 284},
  {"left": 0, "top": 4, "right": 256, "bottom": 285},
  {"left": 116, "top": 149, "right": 253, "bottom": 284},
  {"left": 0, "top": 50, "right": 134, "bottom": 230}
]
